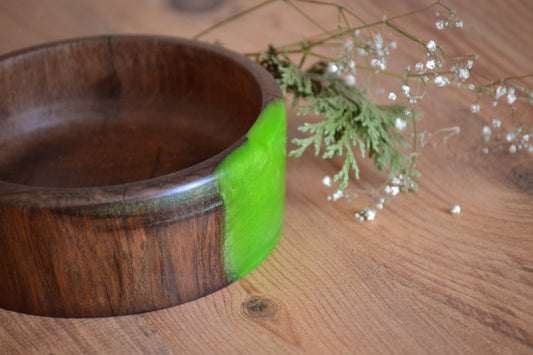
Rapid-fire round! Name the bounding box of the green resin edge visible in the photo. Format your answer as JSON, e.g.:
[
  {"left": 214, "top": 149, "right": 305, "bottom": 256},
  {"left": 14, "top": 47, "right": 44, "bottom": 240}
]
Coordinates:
[{"left": 215, "top": 99, "right": 286, "bottom": 282}]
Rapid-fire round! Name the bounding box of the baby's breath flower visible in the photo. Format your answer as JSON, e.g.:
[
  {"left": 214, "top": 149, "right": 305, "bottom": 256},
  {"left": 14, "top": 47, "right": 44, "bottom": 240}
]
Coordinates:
[
  {"left": 426, "top": 40, "right": 437, "bottom": 52},
  {"left": 507, "top": 87, "right": 517, "bottom": 104},
  {"left": 483, "top": 126, "right": 491, "bottom": 142},
  {"left": 509, "top": 144, "right": 517, "bottom": 153},
  {"left": 495, "top": 85, "right": 507, "bottom": 99},
  {"left": 470, "top": 104, "right": 480, "bottom": 113},
  {"left": 449, "top": 205, "right": 461, "bottom": 215},
  {"left": 458, "top": 68, "right": 469, "bottom": 80},
  {"left": 434, "top": 75, "right": 449, "bottom": 87},
  {"left": 356, "top": 208, "right": 376, "bottom": 221},
  {"left": 322, "top": 176, "right": 332, "bottom": 187},
  {"left": 402, "top": 85, "right": 410, "bottom": 96},
  {"left": 395, "top": 118, "right": 407, "bottom": 131},
  {"left": 426, "top": 59, "right": 436, "bottom": 70},
  {"left": 388, "top": 92, "right": 397, "bottom": 101},
  {"left": 345, "top": 74, "right": 356, "bottom": 86},
  {"left": 332, "top": 189, "right": 343, "bottom": 201},
  {"left": 328, "top": 62, "right": 339, "bottom": 73},
  {"left": 492, "top": 118, "right": 502, "bottom": 128},
  {"left": 365, "top": 209, "right": 376, "bottom": 221}
]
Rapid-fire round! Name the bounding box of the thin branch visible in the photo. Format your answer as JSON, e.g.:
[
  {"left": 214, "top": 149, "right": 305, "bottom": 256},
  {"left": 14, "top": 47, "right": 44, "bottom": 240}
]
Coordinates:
[{"left": 193, "top": 0, "right": 278, "bottom": 40}]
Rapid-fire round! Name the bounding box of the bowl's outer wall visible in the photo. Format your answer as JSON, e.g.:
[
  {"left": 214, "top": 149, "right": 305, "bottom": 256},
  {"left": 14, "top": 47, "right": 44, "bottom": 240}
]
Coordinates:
[
  {"left": 216, "top": 99, "right": 286, "bottom": 282},
  {"left": 0, "top": 184, "right": 228, "bottom": 317},
  {"left": 0, "top": 36, "right": 285, "bottom": 317}
]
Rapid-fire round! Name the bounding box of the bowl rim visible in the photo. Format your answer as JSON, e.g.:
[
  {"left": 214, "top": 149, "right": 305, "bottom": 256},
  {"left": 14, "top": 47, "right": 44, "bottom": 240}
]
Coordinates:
[{"left": 0, "top": 34, "right": 282, "bottom": 207}]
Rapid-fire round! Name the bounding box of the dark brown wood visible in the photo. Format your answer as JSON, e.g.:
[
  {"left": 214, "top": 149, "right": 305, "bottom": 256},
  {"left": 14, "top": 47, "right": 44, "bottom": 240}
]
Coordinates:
[{"left": 0, "top": 35, "right": 281, "bottom": 317}]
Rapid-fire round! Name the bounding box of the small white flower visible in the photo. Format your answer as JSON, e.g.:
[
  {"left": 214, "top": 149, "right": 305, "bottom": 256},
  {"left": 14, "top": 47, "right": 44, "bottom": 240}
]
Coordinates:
[
  {"left": 467, "top": 60, "right": 474, "bottom": 69},
  {"left": 449, "top": 205, "right": 461, "bottom": 215},
  {"left": 509, "top": 144, "right": 517, "bottom": 153},
  {"left": 386, "top": 186, "right": 400, "bottom": 196},
  {"left": 435, "top": 20, "right": 445, "bottom": 30},
  {"left": 470, "top": 104, "right": 480, "bottom": 113},
  {"left": 374, "top": 33, "right": 384, "bottom": 49},
  {"left": 458, "top": 68, "right": 470, "bottom": 80},
  {"left": 365, "top": 209, "right": 376, "bottom": 221},
  {"left": 455, "top": 20, "right": 464, "bottom": 28},
  {"left": 328, "top": 62, "right": 339, "bottom": 73},
  {"left": 507, "top": 87, "right": 517, "bottom": 104},
  {"left": 345, "top": 74, "right": 356, "bottom": 86},
  {"left": 388, "top": 92, "right": 397, "bottom": 101},
  {"left": 482, "top": 126, "right": 491, "bottom": 136},
  {"left": 343, "top": 40, "right": 353, "bottom": 51},
  {"left": 395, "top": 118, "right": 407, "bottom": 131},
  {"left": 332, "top": 189, "right": 343, "bottom": 201},
  {"left": 322, "top": 176, "right": 331, "bottom": 187},
  {"left": 492, "top": 118, "right": 502, "bottom": 128},
  {"left": 426, "top": 59, "right": 436, "bottom": 70},
  {"left": 426, "top": 40, "right": 437, "bottom": 52},
  {"left": 468, "top": 84, "right": 476, "bottom": 91},
  {"left": 402, "top": 85, "right": 410, "bottom": 96},
  {"left": 482, "top": 147, "right": 489, "bottom": 154},
  {"left": 495, "top": 85, "right": 507, "bottom": 99},
  {"left": 506, "top": 132, "right": 515, "bottom": 142},
  {"left": 434, "top": 75, "right": 449, "bottom": 87}
]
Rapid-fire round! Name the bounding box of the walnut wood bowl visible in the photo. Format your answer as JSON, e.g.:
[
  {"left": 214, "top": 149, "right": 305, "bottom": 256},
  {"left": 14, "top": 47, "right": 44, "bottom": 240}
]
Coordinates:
[{"left": 0, "top": 35, "right": 286, "bottom": 317}]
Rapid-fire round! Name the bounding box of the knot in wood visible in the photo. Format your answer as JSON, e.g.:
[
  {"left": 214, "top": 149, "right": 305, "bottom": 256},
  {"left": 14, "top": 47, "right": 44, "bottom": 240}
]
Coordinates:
[
  {"left": 242, "top": 297, "right": 277, "bottom": 318},
  {"left": 509, "top": 160, "right": 533, "bottom": 195}
]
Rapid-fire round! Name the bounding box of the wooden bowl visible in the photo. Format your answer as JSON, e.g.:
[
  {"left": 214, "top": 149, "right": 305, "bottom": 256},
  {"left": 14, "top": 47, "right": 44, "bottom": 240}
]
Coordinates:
[{"left": 0, "top": 35, "right": 286, "bottom": 317}]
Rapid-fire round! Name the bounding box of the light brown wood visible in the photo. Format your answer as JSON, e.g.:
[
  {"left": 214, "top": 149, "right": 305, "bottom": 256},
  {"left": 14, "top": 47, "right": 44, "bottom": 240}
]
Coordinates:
[{"left": 1, "top": 0, "right": 532, "bottom": 352}]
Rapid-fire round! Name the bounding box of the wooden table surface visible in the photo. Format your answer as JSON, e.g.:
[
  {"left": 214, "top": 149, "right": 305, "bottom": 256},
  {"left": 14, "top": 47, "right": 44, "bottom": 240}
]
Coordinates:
[{"left": 1, "top": 0, "right": 532, "bottom": 353}]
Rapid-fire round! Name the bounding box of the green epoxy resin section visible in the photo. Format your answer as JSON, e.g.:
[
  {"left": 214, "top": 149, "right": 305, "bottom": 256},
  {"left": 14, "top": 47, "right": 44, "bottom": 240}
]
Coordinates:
[{"left": 215, "top": 100, "right": 286, "bottom": 282}]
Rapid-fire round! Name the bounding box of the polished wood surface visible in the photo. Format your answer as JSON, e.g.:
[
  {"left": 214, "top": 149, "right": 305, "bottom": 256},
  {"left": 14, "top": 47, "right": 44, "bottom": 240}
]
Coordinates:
[{"left": 1, "top": 0, "right": 532, "bottom": 352}]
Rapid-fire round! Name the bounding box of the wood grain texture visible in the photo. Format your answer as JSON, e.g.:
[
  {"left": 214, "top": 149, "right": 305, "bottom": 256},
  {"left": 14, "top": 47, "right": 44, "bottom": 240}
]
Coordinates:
[
  {"left": 0, "top": 36, "right": 281, "bottom": 317},
  {"left": 0, "top": 0, "right": 532, "bottom": 353}
]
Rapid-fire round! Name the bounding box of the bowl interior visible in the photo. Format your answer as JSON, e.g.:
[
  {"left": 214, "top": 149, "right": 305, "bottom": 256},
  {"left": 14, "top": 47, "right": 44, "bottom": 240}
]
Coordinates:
[{"left": 0, "top": 37, "right": 262, "bottom": 188}]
